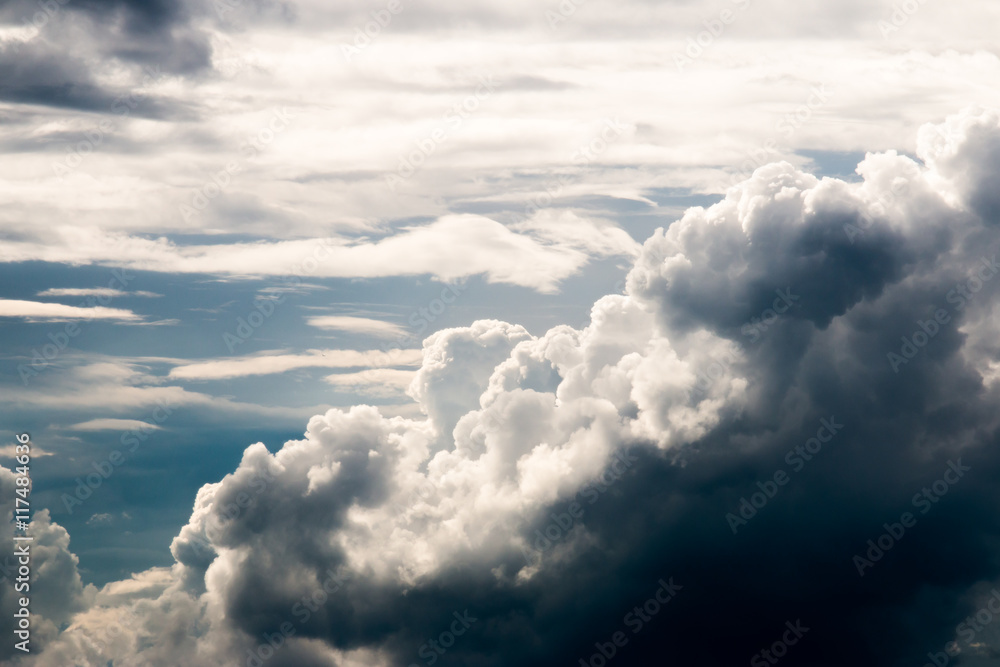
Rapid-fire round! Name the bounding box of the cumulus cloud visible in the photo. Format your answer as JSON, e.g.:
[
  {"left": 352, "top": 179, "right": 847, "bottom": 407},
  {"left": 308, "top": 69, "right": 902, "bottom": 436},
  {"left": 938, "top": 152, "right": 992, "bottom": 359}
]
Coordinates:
[
  {"left": 11, "top": 108, "right": 1000, "bottom": 667},
  {"left": 0, "top": 466, "right": 96, "bottom": 663}
]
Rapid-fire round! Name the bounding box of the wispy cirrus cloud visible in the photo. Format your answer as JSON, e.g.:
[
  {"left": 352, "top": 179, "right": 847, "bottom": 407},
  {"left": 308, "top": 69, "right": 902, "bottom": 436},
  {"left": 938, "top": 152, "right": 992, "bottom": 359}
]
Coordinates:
[
  {"left": 37, "top": 288, "right": 162, "bottom": 298},
  {"left": 66, "top": 418, "right": 164, "bottom": 432},
  {"left": 0, "top": 360, "right": 334, "bottom": 420},
  {"left": 306, "top": 315, "right": 407, "bottom": 338},
  {"left": 168, "top": 348, "right": 423, "bottom": 381},
  {"left": 0, "top": 298, "right": 140, "bottom": 321},
  {"left": 0, "top": 215, "right": 637, "bottom": 293}
]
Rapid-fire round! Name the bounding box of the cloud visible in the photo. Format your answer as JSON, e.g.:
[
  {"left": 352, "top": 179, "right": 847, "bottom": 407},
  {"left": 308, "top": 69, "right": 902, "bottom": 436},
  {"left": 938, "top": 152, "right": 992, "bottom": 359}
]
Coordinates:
[
  {"left": 0, "top": 41, "right": 121, "bottom": 111},
  {"left": 0, "top": 215, "right": 638, "bottom": 293},
  {"left": 0, "top": 360, "right": 334, "bottom": 423},
  {"left": 325, "top": 368, "right": 416, "bottom": 398},
  {"left": 81, "top": 511, "right": 133, "bottom": 528},
  {"left": 0, "top": 442, "right": 54, "bottom": 458},
  {"left": 0, "top": 467, "right": 96, "bottom": 662},
  {"left": 509, "top": 209, "right": 642, "bottom": 259},
  {"left": 168, "top": 349, "right": 424, "bottom": 381},
  {"left": 37, "top": 288, "right": 162, "bottom": 298},
  {"left": 2, "top": 30, "right": 999, "bottom": 263},
  {"left": 67, "top": 418, "right": 163, "bottom": 432},
  {"left": 86, "top": 513, "right": 115, "bottom": 526},
  {"left": 306, "top": 315, "right": 408, "bottom": 338},
  {"left": 0, "top": 0, "right": 212, "bottom": 83},
  {"left": 12, "top": 108, "right": 1000, "bottom": 667},
  {"left": 0, "top": 299, "right": 141, "bottom": 321}
]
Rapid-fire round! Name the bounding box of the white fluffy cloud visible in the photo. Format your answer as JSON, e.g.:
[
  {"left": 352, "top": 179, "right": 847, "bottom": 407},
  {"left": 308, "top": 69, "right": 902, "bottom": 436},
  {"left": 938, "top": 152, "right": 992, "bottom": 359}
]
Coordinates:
[{"left": 0, "top": 467, "right": 96, "bottom": 662}]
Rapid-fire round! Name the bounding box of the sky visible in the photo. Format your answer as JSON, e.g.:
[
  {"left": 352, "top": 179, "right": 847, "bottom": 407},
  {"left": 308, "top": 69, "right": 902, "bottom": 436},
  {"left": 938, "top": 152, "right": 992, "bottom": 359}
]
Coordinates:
[{"left": 1, "top": 0, "right": 1000, "bottom": 665}]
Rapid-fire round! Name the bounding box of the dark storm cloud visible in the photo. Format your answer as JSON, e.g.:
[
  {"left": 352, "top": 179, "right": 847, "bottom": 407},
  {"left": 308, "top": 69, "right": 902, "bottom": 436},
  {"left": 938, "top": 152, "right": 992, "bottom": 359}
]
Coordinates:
[
  {"left": 2, "top": 0, "right": 212, "bottom": 70},
  {"left": 0, "top": 0, "right": 210, "bottom": 113},
  {"left": 0, "top": 41, "right": 125, "bottom": 110}
]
